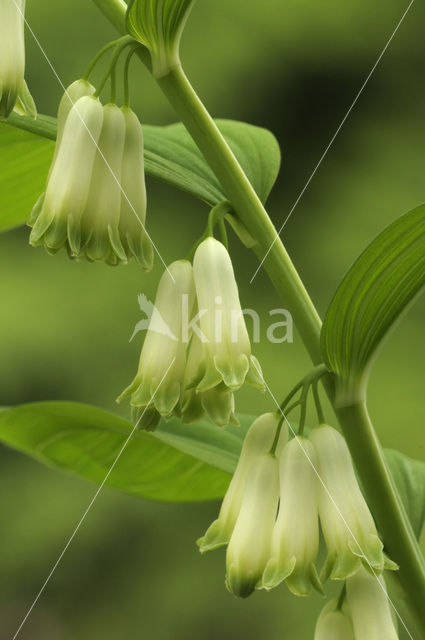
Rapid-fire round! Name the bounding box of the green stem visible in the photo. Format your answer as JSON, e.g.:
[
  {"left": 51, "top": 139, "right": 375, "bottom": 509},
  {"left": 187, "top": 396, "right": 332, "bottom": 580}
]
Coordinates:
[
  {"left": 337, "top": 402, "right": 425, "bottom": 623},
  {"left": 92, "top": 0, "right": 127, "bottom": 33},
  {"left": 157, "top": 66, "right": 323, "bottom": 362},
  {"left": 92, "top": 0, "right": 425, "bottom": 630}
]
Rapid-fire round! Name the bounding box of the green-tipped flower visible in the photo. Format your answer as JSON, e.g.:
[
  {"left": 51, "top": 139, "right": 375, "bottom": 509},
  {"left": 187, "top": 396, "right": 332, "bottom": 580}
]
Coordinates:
[
  {"left": 261, "top": 436, "right": 321, "bottom": 596},
  {"left": 314, "top": 599, "right": 354, "bottom": 640},
  {"left": 310, "top": 424, "right": 385, "bottom": 580},
  {"left": 29, "top": 95, "right": 104, "bottom": 255},
  {"left": 28, "top": 80, "right": 96, "bottom": 229},
  {"left": 0, "top": 0, "right": 36, "bottom": 119},
  {"left": 180, "top": 333, "right": 238, "bottom": 427},
  {"left": 225, "top": 451, "right": 279, "bottom": 598},
  {"left": 198, "top": 413, "right": 282, "bottom": 552},
  {"left": 192, "top": 237, "right": 264, "bottom": 393},
  {"left": 126, "top": 0, "right": 196, "bottom": 77},
  {"left": 29, "top": 89, "right": 153, "bottom": 266},
  {"left": 346, "top": 567, "right": 399, "bottom": 639},
  {"left": 79, "top": 103, "right": 127, "bottom": 264},
  {"left": 118, "top": 107, "right": 153, "bottom": 269},
  {"left": 119, "top": 260, "right": 195, "bottom": 424},
  {"left": 199, "top": 384, "right": 238, "bottom": 428}
]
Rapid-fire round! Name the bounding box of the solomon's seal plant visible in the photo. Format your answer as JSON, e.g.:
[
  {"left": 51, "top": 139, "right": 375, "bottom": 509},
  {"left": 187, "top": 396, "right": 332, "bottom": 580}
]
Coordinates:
[{"left": 1, "top": 0, "right": 425, "bottom": 638}]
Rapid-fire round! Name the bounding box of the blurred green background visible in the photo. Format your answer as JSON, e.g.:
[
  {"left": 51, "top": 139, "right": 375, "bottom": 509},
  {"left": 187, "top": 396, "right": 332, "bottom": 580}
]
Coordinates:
[{"left": 1, "top": 0, "right": 424, "bottom": 638}]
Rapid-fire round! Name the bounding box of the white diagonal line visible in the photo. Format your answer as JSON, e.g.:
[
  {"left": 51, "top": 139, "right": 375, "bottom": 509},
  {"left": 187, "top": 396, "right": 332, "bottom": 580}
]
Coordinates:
[
  {"left": 251, "top": 360, "right": 414, "bottom": 639},
  {"left": 11, "top": 358, "right": 176, "bottom": 640},
  {"left": 250, "top": 0, "right": 415, "bottom": 284},
  {"left": 12, "top": 1, "right": 175, "bottom": 282}
]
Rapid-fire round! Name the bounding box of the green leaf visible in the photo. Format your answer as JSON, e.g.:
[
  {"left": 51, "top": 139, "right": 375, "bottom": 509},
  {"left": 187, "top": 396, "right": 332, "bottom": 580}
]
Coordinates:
[
  {"left": 1, "top": 401, "right": 424, "bottom": 537},
  {"left": 126, "top": 0, "right": 197, "bottom": 77},
  {"left": 1, "top": 114, "right": 280, "bottom": 233},
  {"left": 0, "top": 119, "right": 55, "bottom": 233},
  {"left": 0, "top": 401, "right": 235, "bottom": 503},
  {"left": 384, "top": 449, "right": 425, "bottom": 539},
  {"left": 321, "top": 204, "right": 425, "bottom": 398}
]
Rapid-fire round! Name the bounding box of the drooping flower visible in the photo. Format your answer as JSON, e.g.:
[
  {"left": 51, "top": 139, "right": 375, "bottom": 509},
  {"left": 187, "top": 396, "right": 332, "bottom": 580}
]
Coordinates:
[
  {"left": 180, "top": 332, "right": 238, "bottom": 427},
  {"left": 29, "top": 86, "right": 153, "bottom": 266},
  {"left": 261, "top": 436, "right": 322, "bottom": 596},
  {"left": 346, "top": 567, "right": 399, "bottom": 639},
  {"left": 78, "top": 102, "right": 127, "bottom": 264},
  {"left": 118, "top": 260, "right": 195, "bottom": 427},
  {"left": 29, "top": 95, "right": 104, "bottom": 255},
  {"left": 118, "top": 106, "right": 153, "bottom": 269},
  {"left": 0, "top": 0, "right": 36, "bottom": 119},
  {"left": 309, "top": 424, "right": 385, "bottom": 580},
  {"left": 198, "top": 412, "right": 282, "bottom": 553},
  {"left": 225, "top": 450, "right": 280, "bottom": 598},
  {"left": 314, "top": 599, "right": 354, "bottom": 640},
  {"left": 28, "top": 80, "right": 96, "bottom": 232},
  {"left": 192, "top": 237, "right": 264, "bottom": 392}
]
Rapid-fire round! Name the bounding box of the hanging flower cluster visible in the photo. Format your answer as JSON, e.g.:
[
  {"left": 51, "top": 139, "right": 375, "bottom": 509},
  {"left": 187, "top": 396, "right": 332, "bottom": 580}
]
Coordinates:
[
  {"left": 119, "top": 237, "right": 264, "bottom": 429},
  {"left": 0, "top": 0, "right": 36, "bottom": 119},
  {"left": 199, "top": 419, "right": 395, "bottom": 601},
  {"left": 28, "top": 79, "right": 153, "bottom": 268}
]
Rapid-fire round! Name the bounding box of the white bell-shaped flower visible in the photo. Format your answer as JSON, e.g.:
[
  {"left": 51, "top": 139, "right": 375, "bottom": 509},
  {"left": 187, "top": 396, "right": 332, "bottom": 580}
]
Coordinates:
[
  {"left": 309, "top": 424, "right": 385, "bottom": 580},
  {"left": 0, "top": 0, "right": 36, "bottom": 119},
  {"left": 29, "top": 95, "right": 103, "bottom": 254},
  {"left": 314, "top": 599, "right": 354, "bottom": 640},
  {"left": 198, "top": 412, "right": 282, "bottom": 553},
  {"left": 346, "top": 567, "right": 399, "bottom": 639},
  {"left": 28, "top": 80, "right": 96, "bottom": 231},
  {"left": 118, "top": 260, "right": 195, "bottom": 421},
  {"left": 198, "top": 413, "right": 288, "bottom": 553},
  {"left": 261, "top": 436, "right": 321, "bottom": 596},
  {"left": 193, "top": 237, "right": 264, "bottom": 392},
  {"left": 118, "top": 106, "right": 153, "bottom": 269},
  {"left": 225, "top": 451, "right": 279, "bottom": 597},
  {"left": 79, "top": 103, "right": 127, "bottom": 264}
]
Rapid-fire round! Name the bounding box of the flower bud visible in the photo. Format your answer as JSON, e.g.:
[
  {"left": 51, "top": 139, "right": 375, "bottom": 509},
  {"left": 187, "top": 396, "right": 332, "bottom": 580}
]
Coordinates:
[
  {"left": 0, "top": 0, "right": 36, "bottom": 119},
  {"left": 226, "top": 451, "right": 279, "bottom": 598},
  {"left": 314, "top": 599, "right": 354, "bottom": 640},
  {"left": 198, "top": 413, "right": 283, "bottom": 552},
  {"left": 346, "top": 567, "right": 398, "bottom": 639},
  {"left": 118, "top": 260, "right": 195, "bottom": 420},
  {"left": 193, "top": 237, "right": 264, "bottom": 393},
  {"left": 261, "top": 436, "right": 321, "bottom": 596},
  {"left": 29, "top": 95, "right": 103, "bottom": 254},
  {"left": 309, "top": 425, "right": 385, "bottom": 580}
]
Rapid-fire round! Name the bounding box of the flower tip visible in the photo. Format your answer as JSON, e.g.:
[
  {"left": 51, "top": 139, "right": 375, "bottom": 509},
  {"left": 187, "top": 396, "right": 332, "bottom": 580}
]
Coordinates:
[
  {"left": 197, "top": 520, "right": 229, "bottom": 553},
  {"left": 384, "top": 555, "right": 399, "bottom": 572},
  {"left": 225, "top": 565, "right": 257, "bottom": 599}
]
